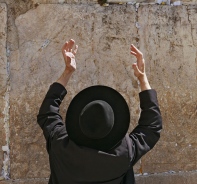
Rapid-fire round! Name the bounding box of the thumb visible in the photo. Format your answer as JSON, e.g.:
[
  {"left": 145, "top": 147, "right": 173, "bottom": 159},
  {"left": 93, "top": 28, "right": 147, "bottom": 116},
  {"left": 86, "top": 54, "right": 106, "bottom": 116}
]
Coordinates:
[
  {"left": 132, "top": 63, "right": 140, "bottom": 73},
  {"left": 132, "top": 63, "right": 143, "bottom": 78}
]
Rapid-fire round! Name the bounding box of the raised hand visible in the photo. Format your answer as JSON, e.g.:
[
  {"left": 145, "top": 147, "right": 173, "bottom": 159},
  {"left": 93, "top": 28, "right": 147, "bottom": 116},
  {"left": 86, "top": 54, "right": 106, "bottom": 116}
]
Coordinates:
[
  {"left": 57, "top": 39, "right": 78, "bottom": 87},
  {"left": 62, "top": 39, "right": 78, "bottom": 73},
  {"left": 130, "top": 44, "right": 145, "bottom": 79},
  {"left": 130, "top": 44, "right": 151, "bottom": 91}
]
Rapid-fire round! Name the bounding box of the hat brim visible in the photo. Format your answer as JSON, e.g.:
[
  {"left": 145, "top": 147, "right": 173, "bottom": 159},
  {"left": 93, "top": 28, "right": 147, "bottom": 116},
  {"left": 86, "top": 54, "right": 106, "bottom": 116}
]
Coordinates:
[{"left": 66, "top": 85, "right": 130, "bottom": 151}]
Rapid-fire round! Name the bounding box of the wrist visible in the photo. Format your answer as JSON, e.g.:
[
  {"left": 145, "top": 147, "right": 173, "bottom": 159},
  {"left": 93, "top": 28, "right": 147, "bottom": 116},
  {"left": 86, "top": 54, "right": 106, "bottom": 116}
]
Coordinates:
[
  {"left": 64, "top": 68, "right": 75, "bottom": 75},
  {"left": 138, "top": 74, "right": 148, "bottom": 83},
  {"left": 138, "top": 74, "right": 151, "bottom": 91},
  {"left": 56, "top": 69, "right": 74, "bottom": 88}
]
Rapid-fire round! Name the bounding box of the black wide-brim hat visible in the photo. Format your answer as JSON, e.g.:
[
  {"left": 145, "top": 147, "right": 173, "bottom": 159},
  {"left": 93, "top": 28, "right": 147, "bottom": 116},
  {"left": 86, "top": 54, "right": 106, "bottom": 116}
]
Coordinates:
[{"left": 66, "top": 85, "right": 130, "bottom": 151}]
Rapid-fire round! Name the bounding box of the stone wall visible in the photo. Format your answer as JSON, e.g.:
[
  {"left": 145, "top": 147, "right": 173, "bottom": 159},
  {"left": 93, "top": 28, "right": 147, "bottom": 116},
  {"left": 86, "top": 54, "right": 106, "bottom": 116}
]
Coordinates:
[{"left": 0, "top": 1, "right": 196, "bottom": 183}]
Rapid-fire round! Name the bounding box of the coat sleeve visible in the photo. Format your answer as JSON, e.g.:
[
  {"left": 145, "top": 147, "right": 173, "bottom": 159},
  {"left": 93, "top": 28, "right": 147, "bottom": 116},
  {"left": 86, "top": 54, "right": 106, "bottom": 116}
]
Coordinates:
[
  {"left": 37, "top": 82, "right": 68, "bottom": 152},
  {"left": 129, "top": 89, "right": 162, "bottom": 165}
]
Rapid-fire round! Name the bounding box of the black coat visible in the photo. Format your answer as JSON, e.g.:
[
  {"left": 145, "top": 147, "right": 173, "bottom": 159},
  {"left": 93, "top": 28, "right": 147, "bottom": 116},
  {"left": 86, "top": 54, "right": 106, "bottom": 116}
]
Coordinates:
[{"left": 37, "top": 83, "right": 162, "bottom": 184}]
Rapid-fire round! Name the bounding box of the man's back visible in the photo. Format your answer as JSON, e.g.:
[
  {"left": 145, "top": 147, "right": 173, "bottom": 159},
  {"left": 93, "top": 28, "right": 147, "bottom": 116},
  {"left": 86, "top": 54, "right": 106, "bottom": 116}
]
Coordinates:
[{"left": 49, "top": 133, "right": 131, "bottom": 184}]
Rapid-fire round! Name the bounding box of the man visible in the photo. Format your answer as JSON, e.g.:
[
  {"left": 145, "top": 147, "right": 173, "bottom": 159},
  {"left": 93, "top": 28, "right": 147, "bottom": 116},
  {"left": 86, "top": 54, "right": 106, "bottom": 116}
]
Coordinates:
[{"left": 37, "top": 39, "right": 162, "bottom": 184}]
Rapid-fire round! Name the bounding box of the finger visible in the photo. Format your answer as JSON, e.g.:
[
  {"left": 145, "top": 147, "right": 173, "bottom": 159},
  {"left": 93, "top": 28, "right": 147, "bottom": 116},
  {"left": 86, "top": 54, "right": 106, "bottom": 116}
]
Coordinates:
[
  {"left": 132, "top": 63, "right": 142, "bottom": 74},
  {"left": 62, "top": 41, "right": 68, "bottom": 53},
  {"left": 73, "top": 45, "right": 78, "bottom": 55},
  {"left": 68, "top": 39, "right": 75, "bottom": 52},
  {"left": 130, "top": 44, "right": 138, "bottom": 52},
  {"left": 140, "top": 61, "right": 145, "bottom": 71},
  {"left": 130, "top": 51, "right": 137, "bottom": 56},
  {"left": 131, "top": 44, "right": 142, "bottom": 55}
]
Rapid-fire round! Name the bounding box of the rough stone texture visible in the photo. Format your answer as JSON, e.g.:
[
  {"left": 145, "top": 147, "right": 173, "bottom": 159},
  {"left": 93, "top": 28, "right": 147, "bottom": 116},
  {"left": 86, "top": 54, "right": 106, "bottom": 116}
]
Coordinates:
[
  {"left": 138, "top": 5, "right": 197, "bottom": 173},
  {"left": 10, "top": 4, "right": 140, "bottom": 179},
  {"left": 0, "top": 178, "right": 48, "bottom": 184},
  {"left": 25, "top": 0, "right": 197, "bottom": 4},
  {"left": 32, "top": 0, "right": 98, "bottom": 3},
  {"left": 135, "top": 171, "right": 197, "bottom": 184},
  {"left": 0, "top": 3, "right": 7, "bottom": 179}
]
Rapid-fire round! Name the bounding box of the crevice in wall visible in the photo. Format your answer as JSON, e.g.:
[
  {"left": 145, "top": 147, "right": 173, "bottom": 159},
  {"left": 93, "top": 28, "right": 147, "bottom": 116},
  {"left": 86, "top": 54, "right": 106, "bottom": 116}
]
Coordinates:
[
  {"left": 186, "top": 5, "right": 197, "bottom": 87},
  {"left": 1, "top": 3, "right": 10, "bottom": 180},
  {"left": 186, "top": 5, "right": 194, "bottom": 46},
  {"left": 135, "top": 169, "right": 197, "bottom": 177},
  {"left": 1, "top": 86, "right": 10, "bottom": 180},
  {"left": 134, "top": 3, "right": 140, "bottom": 47}
]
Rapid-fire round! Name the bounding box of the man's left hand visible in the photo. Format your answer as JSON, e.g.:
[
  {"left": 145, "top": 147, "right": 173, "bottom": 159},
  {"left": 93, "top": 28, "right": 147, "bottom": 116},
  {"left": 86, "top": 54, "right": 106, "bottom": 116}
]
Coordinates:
[{"left": 62, "top": 39, "right": 78, "bottom": 73}]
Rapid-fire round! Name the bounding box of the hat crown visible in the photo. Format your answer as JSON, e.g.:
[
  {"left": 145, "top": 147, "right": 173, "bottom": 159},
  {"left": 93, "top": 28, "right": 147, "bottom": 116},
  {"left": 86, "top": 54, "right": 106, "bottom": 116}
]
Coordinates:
[
  {"left": 66, "top": 85, "right": 130, "bottom": 151},
  {"left": 79, "top": 100, "right": 114, "bottom": 139}
]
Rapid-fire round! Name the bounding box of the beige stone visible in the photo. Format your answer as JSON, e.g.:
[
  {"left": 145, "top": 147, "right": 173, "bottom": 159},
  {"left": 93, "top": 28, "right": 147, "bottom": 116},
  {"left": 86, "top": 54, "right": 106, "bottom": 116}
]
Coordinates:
[
  {"left": 31, "top": 0, "right": 98, "bottom": 4},
  {"left": 138, "top": 5, "right": 197, "bottom": 173},
  {"left": 0, "top": 178, "right": 48, "bottom": 184},
  {"left": 0, "top": 3, "right": 7, "bottom": 179},
  {"left": 136, "top": 171, "right": 197, "bottom": 184}
]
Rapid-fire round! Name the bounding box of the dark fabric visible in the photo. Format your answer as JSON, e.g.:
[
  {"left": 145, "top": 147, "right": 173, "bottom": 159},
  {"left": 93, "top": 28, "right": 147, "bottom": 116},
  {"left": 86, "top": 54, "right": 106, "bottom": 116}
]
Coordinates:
[
  {"left": 79, "top": 100, "right": 115, "bottom": 139},
  {"left": 37, "top": 82, "right": 162, "bottom": 184}
]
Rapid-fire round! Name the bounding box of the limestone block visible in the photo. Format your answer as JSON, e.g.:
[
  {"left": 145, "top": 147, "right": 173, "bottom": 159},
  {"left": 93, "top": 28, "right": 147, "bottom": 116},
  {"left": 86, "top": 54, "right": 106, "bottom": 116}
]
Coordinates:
[
  {"left": 0, "top": 3, "right": 7, "bottom": 179},
  {"left": 0, "top": 178, "right": 48, "bottom": 184},
  {"left": 10, "top": 4, "right": 139, "bottom": 178},
  {"left": 135, "top": 171, "right": 197, "bottom": 184},
  {"left": 26, "top": 0, "right": 197, "bottom": 4},
  {"left": 32, "top": 0, "right": 98, "bottom": 4},
  {"left": 138, "top": 5, "right": 197, "bottom": 173}
]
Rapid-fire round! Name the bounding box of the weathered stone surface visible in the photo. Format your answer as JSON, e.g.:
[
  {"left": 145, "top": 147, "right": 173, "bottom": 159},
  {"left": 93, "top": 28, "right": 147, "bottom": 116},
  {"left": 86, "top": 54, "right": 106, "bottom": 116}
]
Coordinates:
[
  {"left": 136, "top": 171, "right": 197, "bottom": 184},
  {"left": 0, "top": 178, "right": 48, "bottom": 184},
  {"left": 0, "top": 3, "right": 7, "bottom": 179},
  {"left": 28, "top": 0, "right": 197, "bottom": 5},
  {"left": 32, "top": 0, "right": 98, "bottom": 3},
  {"left": 10, "top": 4, "right": 139, "bottom": 178},
  {"left": 138, "top": 5, "right": 197, "bottom": 173}
]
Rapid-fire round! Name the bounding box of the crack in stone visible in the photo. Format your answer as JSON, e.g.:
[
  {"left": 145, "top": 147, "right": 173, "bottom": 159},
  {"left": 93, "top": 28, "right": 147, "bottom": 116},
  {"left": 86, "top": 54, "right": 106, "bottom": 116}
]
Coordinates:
[
  {"left": 0, "top": 3, "right": 10, "bottom": 180},
  {"left": 186, "top": 5, "right": 197, "bottom": 81},
  {"left": 135, "top": 169, "right": 197, "bottom": 176},
  {"left": 1, "top": 86, "right": 10, "bottom": 180},
  {"left": 186, "top": 5, "right": 195, "bottom": 46}
]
